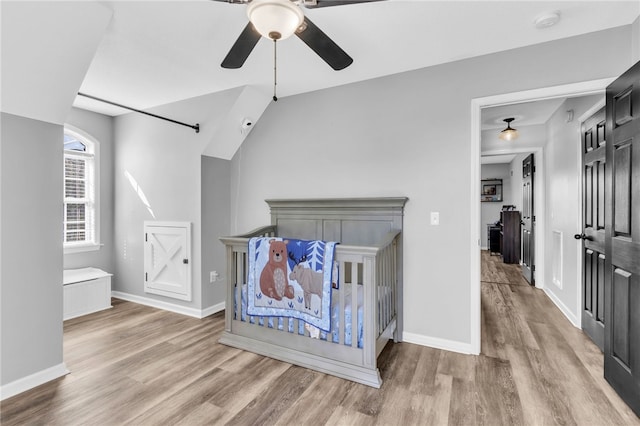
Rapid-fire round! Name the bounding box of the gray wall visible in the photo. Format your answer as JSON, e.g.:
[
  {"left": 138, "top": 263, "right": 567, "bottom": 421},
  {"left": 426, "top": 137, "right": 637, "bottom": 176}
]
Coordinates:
[
  {"left": 63, "top": 107, "right": 114, "bottom": 273},
  {"left": 229, "top": 25, "right": 635, "bottom": 346},
  {"left": 1, "top": 113, "right": 63, "bottom": 385},
  {"left": 113, "top": 89, "right": 239, "bottom": 311},
  {"left": 480, "top": 163, "right": 511, "bottom": 249},
  {"left": 201, "top": 156, "right": 231, "bottom": 309}
]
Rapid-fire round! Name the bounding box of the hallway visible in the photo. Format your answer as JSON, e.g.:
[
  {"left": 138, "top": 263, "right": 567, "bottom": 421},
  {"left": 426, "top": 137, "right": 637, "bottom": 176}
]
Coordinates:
[{"left": 480, "top": 250, "right": 638, "bottom": 424}]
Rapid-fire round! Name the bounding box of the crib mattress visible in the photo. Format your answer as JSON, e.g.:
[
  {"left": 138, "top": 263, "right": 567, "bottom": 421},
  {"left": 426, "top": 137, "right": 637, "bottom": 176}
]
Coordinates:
[{"left": 237, "top": 284, "right": 364, "bottom": 348}]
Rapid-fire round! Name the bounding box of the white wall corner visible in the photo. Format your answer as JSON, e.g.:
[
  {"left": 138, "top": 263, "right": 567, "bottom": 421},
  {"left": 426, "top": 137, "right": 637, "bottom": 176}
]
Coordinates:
[
  {"left": 202, "top": 85, "right": 272, "bottom": 160},
  {"left": 202, "top": 302, "right": 225, "bottom": 318},
  {"left": 403, "top": 331, "right": 475, "bottom": 355},
  {"left": 0, "top": 363, "right": 69, "bottom": 401}
]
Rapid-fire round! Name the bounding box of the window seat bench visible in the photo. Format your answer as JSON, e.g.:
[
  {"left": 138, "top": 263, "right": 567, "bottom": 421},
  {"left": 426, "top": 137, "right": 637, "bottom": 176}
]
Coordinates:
[{"left": 63, "top": 268, "right": 112, "bottom": 320}]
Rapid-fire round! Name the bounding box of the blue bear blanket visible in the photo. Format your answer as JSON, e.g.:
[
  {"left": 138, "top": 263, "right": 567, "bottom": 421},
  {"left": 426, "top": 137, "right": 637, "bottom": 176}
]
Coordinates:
[{"left": 247, "top": 237, "right": 337, "bottom": 332}]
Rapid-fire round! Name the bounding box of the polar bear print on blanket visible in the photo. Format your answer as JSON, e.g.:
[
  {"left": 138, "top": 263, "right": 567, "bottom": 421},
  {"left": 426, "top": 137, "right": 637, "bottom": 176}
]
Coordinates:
[{"left": 289, "top": 263, "right": 323, "bottom": 309}]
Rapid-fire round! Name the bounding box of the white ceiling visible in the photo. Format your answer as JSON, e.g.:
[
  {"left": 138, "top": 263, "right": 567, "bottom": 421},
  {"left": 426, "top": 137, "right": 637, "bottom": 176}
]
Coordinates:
[
  {"left": 481, "top": 98, "right": 567, "bottom": 131},
  {"left": 72, "top": 0, "right": 640, "bottom": 116},
  {"left": 481, "top": 154, "right": 517, "bottom": 164}
]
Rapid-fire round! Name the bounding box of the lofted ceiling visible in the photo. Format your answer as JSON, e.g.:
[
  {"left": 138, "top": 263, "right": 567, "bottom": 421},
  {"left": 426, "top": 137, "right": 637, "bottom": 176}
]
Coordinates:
[{"left": 71, "top": 0, "right": 640, "bottom": 116}]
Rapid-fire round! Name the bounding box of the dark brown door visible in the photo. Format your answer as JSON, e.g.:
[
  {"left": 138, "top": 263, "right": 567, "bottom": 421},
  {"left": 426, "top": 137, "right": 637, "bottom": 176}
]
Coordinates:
[
  {"left": 604, "top": 60, "right": 640, "bottom": 416},
  {"left": 521, "top": 154, "right": 534, "bottom": 284},
  {"left": 579, "top": 107, "right": 606, "bottom": 351}
]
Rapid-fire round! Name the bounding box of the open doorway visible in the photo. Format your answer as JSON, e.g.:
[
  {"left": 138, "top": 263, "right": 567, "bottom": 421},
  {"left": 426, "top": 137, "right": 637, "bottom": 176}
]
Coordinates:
[
  {"left": 469, "top": 78, "right": 613, "bottom": 354},
  {"left": 479, "top": 99, "right": 561, "bottom": 288},
  {"left": 479, "top": 92, "right": 605, "bottom": 343}
]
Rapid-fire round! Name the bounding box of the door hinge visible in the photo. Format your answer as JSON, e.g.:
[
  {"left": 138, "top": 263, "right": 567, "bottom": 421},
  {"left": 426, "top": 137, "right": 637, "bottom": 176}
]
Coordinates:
[
  {"left": 532, "top": 265, "right": 536, "bottom": 272},
  {"left": 145, "top": 272, "right": 148, "bottom": 282},
  {"left": 183, "top": 259, "right": 189, "bottom": 264},
  {"left": 145, "top": 233, "right": 147, "bottom": 242}
]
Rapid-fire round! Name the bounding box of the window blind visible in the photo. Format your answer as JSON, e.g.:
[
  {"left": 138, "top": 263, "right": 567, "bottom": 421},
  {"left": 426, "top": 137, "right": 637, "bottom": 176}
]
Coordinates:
[{"left": 64, "top": 150, "right": 95, "bottom": 244}]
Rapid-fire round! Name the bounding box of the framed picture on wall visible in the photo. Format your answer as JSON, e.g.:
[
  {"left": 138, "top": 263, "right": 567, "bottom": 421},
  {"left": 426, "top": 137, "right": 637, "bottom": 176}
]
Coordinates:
[{"left": 481, "top": 179, "right": 503, "bottom": 202}]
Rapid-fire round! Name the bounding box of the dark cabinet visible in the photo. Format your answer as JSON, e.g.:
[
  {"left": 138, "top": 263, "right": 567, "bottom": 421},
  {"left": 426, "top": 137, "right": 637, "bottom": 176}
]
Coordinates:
[
  {"left": 488, "top": 224, "right": 501, "bottom": 255},
  {"left": 501, "top": 211, "right": 521, "bottom": 264}
]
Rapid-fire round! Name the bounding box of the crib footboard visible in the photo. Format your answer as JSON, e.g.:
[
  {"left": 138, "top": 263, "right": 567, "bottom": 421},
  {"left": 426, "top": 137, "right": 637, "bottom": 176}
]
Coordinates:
[{"left": 219, "top": 229, "right": 400, "bottom": 388}]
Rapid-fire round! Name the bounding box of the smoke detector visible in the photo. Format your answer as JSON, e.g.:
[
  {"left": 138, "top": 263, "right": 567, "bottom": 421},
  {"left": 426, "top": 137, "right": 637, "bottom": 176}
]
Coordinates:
[{"left": 534, "top": 11, "right": 561, "bottom": 29}]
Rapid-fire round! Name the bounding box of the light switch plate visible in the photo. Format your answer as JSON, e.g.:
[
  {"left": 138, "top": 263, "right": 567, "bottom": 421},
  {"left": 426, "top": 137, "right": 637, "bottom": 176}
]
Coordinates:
[{"left": 430, "top": 212, "right": 440, "bottom": 225}]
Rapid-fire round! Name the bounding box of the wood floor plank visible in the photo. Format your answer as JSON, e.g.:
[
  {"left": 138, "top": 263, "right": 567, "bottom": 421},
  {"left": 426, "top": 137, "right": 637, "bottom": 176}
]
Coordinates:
[
  {"left": 2, "top": 253, "right": 639, "bottom": 425},
  {"left": 505, "top": 343, "right": 577, "bottom": 426},
  {"left": 448, "top": 377, "right": 477, "bottom": 426},
  {"left": 223, "top": 366, "right": 318, "bottom": 425},
  {"left": 474, "top": 355, "right": 524, "bottom": 426},
  {"left": 274, "top": 375, "right": 354, "bottom": 426}
]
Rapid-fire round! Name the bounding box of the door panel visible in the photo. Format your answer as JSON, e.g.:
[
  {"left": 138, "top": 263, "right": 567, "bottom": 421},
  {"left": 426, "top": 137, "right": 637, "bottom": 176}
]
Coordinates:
[
  {"left": 144, "top": 221, "right": 192, "bottom": 301},
  {"left": 581, "top": 106, "right": 606, "bottom": 350},
  {"left": 605, "top": 60, "right": 640, "bottom": 416},
  {"left": 521, "top": 154, "right": 534, "bottom": 284}
]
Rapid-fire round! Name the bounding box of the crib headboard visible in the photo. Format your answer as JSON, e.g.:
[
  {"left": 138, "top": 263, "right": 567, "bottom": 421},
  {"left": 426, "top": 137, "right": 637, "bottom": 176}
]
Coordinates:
[{"left": 266, "top": 197, "right": 408, "bottom": 246}]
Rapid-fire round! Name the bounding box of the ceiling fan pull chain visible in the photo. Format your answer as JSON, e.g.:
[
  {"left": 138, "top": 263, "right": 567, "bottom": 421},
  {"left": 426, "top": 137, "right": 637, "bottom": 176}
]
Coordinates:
[{"left": 273, "top": 39, "right": 278, "bottom": 102}]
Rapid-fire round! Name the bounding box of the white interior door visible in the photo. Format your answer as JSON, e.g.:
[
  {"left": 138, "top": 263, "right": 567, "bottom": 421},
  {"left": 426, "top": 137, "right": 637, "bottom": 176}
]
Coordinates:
[{"left": 144, "top": 221, "right": 192, "bottom": 301}]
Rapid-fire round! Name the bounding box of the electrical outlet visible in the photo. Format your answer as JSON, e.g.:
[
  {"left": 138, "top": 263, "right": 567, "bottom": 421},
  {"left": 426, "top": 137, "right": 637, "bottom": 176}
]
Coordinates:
[{"left": 210, "top": 271, "right": 219, "bottom": 283}]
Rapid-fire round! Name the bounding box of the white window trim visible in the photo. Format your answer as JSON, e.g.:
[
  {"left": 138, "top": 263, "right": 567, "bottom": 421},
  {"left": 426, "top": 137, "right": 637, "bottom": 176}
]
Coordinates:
[{"left": 63, "top": 125, "right": 101, "bottom": 255}]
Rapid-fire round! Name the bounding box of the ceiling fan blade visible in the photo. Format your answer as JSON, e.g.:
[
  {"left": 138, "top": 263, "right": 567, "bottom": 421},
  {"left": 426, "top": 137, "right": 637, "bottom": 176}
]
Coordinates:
[
  {"left": 209, "top": 0, "right": 249, "bottom": 4},
  {"left": 303, "top": 0, "right": 384, "bottom": 8},
  {"left": 295, "top": 17, "right": 353, "bottom": 71},
  {"left": 221, "top": 22, "right": 261, "bottom": 69}
]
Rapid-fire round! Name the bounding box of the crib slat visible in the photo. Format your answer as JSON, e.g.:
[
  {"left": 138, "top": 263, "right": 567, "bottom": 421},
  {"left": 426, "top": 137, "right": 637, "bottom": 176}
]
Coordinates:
[
  {"left": 384, "top": 244, "right": 390, "bottom": 329},
  {"left": 338, "top": 261, "right": 346, "bottom": 345},
  {"left": 351, "top": 264, "right": 358, "bottom": 348},
  {"left": 380, "top": 253, "right": 384, "bottom": 335}
]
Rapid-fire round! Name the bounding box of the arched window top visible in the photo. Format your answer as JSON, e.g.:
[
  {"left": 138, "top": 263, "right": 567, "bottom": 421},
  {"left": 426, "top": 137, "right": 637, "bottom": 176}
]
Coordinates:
[
  {"left": 64, "top": 133, "right": 87, "bottom": 152},
  {"left": 64, "top": 126, "right": 97, "bottom": 155}
]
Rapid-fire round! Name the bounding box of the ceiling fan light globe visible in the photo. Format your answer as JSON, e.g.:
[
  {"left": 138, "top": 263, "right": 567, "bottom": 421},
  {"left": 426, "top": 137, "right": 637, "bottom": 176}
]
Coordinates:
[{"left": 247, "top": 0, "right": 304, "bottom": 41}]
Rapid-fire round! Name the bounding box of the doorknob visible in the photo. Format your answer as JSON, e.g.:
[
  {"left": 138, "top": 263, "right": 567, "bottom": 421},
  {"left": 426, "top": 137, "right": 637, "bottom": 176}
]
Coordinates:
[{"left": 574, "top": 233, "right": 590, "bottom": 241}]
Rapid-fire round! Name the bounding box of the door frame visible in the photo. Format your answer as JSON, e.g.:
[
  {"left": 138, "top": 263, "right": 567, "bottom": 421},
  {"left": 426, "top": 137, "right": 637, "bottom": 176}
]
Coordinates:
[{"left": 469, "top": 78, "right": 614, "bottom": 354}]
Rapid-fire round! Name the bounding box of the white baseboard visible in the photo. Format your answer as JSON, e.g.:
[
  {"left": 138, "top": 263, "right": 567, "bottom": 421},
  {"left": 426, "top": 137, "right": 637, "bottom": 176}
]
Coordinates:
[
  {"left": 543, "top": 287, "right": 580, "bottom": 328},
  {"left": 201, "top": 302, "right": 225, "bottom": 317},
  {"left": 403, "top": 331, "right": 475, "bottom": 355},
  {"left": 111, "top": 291, "right": 225, "bottom": 319},
  {"left": 0, "top": 362, "right": 69, "bottom": 401}
]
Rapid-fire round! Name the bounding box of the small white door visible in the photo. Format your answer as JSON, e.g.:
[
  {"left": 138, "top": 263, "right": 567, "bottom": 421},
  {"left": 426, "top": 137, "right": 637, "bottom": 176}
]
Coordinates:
[{"left": 144, "top": 221, "right": 192, "bottom": 301}]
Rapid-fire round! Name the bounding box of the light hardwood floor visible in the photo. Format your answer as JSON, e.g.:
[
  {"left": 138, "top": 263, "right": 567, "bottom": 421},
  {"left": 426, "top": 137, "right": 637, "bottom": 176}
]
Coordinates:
[{"left": 2, "top": 251, "right": 639, "bottom": 425}]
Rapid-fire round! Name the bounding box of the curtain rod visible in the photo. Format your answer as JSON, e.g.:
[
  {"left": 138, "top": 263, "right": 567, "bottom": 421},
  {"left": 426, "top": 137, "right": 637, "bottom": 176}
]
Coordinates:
[{"left": 77, "top": 92, "right": 200, "bottom": 134}]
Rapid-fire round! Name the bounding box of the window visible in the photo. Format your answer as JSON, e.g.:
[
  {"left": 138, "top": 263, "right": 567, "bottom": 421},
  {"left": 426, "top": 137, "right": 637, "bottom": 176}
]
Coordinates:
[{"left": 63, "top": 127, "right": 100, "bottom": 253}]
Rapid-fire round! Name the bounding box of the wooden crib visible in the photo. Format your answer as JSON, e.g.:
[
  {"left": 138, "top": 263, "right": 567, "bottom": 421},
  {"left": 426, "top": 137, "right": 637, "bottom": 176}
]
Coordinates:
[{"left": 219, "top": 197, "right": 407, "bottom": 388}]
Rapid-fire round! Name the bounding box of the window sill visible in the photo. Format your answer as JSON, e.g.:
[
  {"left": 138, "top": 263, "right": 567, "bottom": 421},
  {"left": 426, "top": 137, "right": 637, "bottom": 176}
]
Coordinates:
[{"left": 64, "top": 243, "right": 102, "bottom": 255}]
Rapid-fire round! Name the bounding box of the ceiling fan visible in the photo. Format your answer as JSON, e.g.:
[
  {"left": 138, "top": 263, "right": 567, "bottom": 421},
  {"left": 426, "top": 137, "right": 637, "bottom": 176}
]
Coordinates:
[{"left": 213, "top": 0, "right": 379, "bottom": 71}]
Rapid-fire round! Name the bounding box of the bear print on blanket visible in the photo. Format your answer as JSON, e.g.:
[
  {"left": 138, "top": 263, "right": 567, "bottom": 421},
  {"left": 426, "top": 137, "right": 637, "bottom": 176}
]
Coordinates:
[
  {"left": 289, "top": 264, "right": 323, "bottom": 310},
  {"left": 259, "top": 239, "right": 295, "bottom": 300}
]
